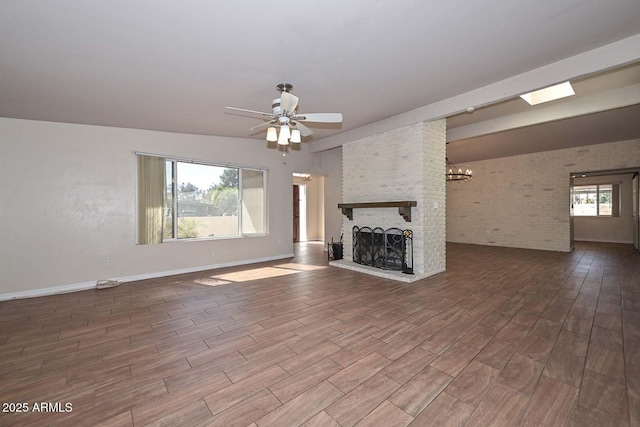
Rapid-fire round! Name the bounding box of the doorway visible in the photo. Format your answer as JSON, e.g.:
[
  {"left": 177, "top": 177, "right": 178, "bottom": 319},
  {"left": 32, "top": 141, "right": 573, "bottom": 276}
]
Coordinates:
[
  {"left": 293, "top": 173, "right": 325, "bottom": 243},
  {"left": 293, "top": 184, "right": 307, "bottom": 242},
  {"left": 570, "top": 168, "right": 640, "bottom": 246}
]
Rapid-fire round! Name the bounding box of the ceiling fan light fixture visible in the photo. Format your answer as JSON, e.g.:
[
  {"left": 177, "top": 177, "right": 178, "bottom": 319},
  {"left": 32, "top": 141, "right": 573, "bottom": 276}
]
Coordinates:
[
  {"left": 280, "top": 125, "right": 291, "bottom": 140},
  {"left": 277, "top": 128, "right": 289, "bottom": 146},
  {"left": 266, "top": 126, "right": 278, "bottom": 142},
  {"left": 290, "top": 129, "right": 301, "bottom": 143},
  {"left": 277, "top": 133, "right": 289, "bottom": 146}
]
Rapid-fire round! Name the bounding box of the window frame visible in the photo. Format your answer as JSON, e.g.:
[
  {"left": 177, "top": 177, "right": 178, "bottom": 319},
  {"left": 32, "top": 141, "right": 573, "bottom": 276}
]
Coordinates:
[
  {"left": 137, "top": 152, "right": 268, "bottom": 243},
  {"left": 572, "top": 183, "right": 618, "bottom": 218}
]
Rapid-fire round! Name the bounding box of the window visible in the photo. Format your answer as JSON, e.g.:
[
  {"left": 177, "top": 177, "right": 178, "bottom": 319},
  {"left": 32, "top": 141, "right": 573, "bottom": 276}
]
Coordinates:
[
  {"left": 573, "top": 184, "right": 618, "bottom": 217},
  {"left": 138, "top": 154, "right": 267, "bottom": 243}
]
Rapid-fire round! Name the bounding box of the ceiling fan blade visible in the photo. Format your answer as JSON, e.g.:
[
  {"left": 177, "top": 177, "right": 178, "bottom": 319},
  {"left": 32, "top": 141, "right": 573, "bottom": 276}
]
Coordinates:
[
  {"left": 295, "top": 122, "right": 313, "bottom": 137},
  {"left": 280, "top": 92, "right": 299, "bottom": 114},
  {"left": 294, "top": 113, "right": 342, "bottom": 123},
  {"left": 247, "top": 121, "right": 274, "bottom": 134},
  {"left": 225, "top": 106, "right": 273, "bottom": 117}
]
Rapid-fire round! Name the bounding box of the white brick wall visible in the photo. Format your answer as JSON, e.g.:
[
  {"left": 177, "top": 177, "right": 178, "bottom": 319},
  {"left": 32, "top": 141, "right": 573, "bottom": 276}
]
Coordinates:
[
  {"left": 423, "top": 120, "right": 447, "bottom": 275},
  {"left": 342, "top": 119, "right": 446, "bottom": 276},
  {"left": 447, "top": 138, "right": 640, "bottom": 252}
]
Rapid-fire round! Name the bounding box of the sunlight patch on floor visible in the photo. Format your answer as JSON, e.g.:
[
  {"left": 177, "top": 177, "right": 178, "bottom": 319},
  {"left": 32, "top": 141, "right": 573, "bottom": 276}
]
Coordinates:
[
  {"left": 193, "top": 278, "right": 233, "bottom": 287},
  {"left": 211, "top": 267, "right": 301, "bottom": 282},
  {"left": 274, "top": 263, "right": 328, "bottom": 271}
]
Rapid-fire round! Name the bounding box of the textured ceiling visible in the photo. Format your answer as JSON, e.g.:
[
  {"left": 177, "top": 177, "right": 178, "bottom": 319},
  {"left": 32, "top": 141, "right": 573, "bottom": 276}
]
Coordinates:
[{"left": 1, "top": 1, "right": 640, "bottom": 158}]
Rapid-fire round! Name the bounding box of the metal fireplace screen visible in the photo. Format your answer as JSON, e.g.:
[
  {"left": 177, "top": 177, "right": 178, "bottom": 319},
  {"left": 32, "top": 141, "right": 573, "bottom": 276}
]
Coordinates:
[{"left": 352, "top": 226, "right": 413, "bottom": 274}]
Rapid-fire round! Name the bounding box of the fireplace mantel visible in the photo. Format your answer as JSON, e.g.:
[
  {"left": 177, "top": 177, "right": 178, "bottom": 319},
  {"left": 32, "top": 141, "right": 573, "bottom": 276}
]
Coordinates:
[{"left": 338, "top": 201, "right": 417, "bottom": 222}]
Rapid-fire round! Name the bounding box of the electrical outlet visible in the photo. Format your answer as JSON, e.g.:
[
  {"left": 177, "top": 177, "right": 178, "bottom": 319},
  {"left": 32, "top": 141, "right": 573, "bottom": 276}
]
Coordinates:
[
  {"left": 102, "top": 253, "right": 110, "bottom": 263},
  {"left": 211, "top": 252, "right": 216, "bottom": 258}
]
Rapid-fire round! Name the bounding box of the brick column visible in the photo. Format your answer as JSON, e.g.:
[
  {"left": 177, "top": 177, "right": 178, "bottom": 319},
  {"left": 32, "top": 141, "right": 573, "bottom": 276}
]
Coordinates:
[{"left": 341, "top": 119, "right": 446, "bottom": 278}]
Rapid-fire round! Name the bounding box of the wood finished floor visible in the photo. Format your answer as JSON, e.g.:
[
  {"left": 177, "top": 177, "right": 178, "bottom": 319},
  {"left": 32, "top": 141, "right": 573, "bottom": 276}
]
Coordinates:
[{"left": 1, "top": 241, "right": 639, "bottom": 426}]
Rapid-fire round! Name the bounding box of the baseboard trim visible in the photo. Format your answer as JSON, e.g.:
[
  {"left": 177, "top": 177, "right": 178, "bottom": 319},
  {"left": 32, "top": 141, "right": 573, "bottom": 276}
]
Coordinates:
[
  {"left": 574, "top": 239, "right": 633, "bottom": 244},
  {"left": 0, "top": 253, "right": 295, "bottom": 302},
  {"left": 0, "top": 281, "right": 99, "bottom": 302}
]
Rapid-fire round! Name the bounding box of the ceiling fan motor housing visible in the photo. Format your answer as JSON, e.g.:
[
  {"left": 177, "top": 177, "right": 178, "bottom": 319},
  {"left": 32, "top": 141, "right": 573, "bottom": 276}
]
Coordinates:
[
  {"left": 276, "top": 83, "right": 293, "bottom": 93},
  {"left": 271, "top": 98, "right": 282, "bottom": 116}
]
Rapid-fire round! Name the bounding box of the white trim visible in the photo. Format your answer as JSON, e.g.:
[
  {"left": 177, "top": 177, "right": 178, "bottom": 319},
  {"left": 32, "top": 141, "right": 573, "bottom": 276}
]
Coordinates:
[
  {"left": 574, "top": 239, "right": 634, "bottom": 244},
  {"left": 0, "top": 253, "right": 294, "bottom": 302},
  {"left": 0, "top": 281, "right": 100, "bottom": 302},
  {"left": 134, "top": 151, "right": 270, "bottom": 172}
]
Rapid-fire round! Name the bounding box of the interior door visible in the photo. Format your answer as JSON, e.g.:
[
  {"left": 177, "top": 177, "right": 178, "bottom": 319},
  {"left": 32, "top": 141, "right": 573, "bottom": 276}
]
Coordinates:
[
  {"left": 633, "top": 173, "right": 639, "bottom": 250},
  {"left": 293, "top": 184, "right": 300, "bottom": 242}
]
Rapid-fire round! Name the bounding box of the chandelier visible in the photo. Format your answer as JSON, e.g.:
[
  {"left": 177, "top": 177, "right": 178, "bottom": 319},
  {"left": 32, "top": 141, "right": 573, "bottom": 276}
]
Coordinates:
[{"left": 446, "top": 158, "right": 472, "bottom": 181}]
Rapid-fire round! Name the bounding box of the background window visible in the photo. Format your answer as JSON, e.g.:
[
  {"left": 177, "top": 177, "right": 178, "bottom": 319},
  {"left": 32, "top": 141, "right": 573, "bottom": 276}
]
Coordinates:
[
  {"left": 597, "top": 184, "right": 612, "bottom": 215},
  {"left": 174, "top": 162, "right": 239, "bottom": 239},
  {"left": 241, "top": 169, "right": 265, "bottom": 235},
  {"left": 573, "top": 184, "right": 618, "bottom": 217}
]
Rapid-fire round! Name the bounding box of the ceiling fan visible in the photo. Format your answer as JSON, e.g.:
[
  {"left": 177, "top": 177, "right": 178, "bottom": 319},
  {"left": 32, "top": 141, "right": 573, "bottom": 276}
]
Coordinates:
[{"left": 225, "top": 83, "right": 342, "bottom": 145}]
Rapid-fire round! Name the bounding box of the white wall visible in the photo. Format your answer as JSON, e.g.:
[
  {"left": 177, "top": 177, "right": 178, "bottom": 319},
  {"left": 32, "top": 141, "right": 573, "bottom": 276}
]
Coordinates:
[
  {"left": 422, "top": 120, "right": 448, "bottom": 276},
  {"left": 0, "top": 118, "right": 313, "bottom": 298},
  {"left": 573, "top": 173, "right": 636, "bottom": 243},
  {"left": 447, "top": 138, "right": 640, "bottom": 252},
  {"left": 312, "top": 147, "right": 343, "bottom": 246}
]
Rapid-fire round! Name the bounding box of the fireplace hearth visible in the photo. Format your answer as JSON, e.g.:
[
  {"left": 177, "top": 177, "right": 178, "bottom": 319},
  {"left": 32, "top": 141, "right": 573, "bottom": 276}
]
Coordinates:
[{"left": 352, "top": 226, "right": 413, "bottom": 274}]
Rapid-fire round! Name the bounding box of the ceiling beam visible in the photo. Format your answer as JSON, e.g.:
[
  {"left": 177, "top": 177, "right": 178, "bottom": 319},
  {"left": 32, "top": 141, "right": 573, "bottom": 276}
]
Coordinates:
[
  {"left": 447, "top": 83, "right": 640, "bottom": 142},
  {"left": 311, "top": 33, "right": 640, "bottom": 153}
]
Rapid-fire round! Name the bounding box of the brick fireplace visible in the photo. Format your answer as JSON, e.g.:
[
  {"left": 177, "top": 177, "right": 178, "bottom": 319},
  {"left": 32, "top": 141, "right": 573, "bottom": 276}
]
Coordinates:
[{"left": 330, "top": 119, "right": 446, "bottom": 282}]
